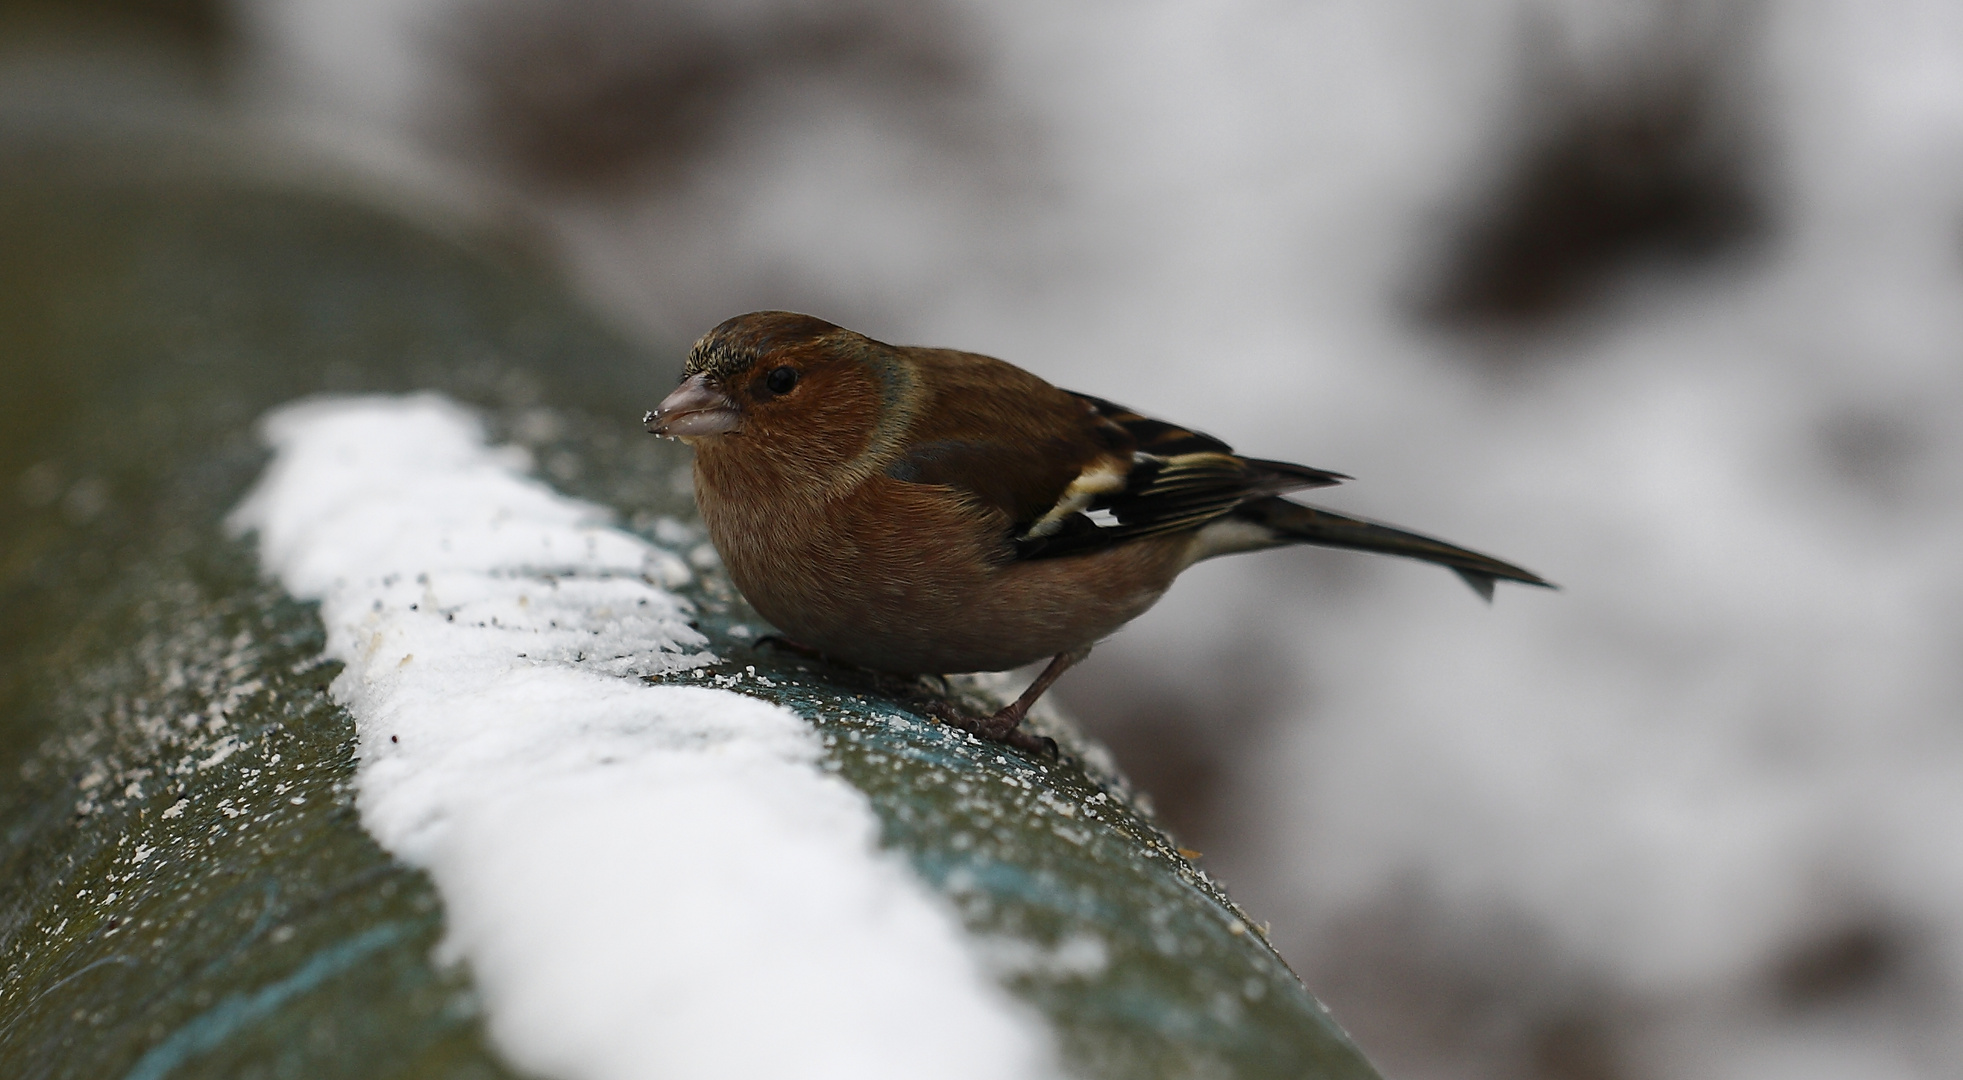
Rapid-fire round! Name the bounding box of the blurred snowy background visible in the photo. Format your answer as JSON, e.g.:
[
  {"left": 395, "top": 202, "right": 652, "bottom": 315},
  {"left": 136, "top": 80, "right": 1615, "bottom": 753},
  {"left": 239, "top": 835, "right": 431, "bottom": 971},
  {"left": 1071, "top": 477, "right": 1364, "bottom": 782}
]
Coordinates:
[{"left": 8, "top": 0, "right": 1962, "bottom": 1077}]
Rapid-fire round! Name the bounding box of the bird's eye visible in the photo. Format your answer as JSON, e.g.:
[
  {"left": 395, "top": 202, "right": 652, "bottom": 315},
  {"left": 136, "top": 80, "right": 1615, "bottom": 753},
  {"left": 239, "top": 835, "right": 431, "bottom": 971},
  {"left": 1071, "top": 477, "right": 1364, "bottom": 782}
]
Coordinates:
[{"left": 764, "top": 366, "right": 799, "bottom": 395}]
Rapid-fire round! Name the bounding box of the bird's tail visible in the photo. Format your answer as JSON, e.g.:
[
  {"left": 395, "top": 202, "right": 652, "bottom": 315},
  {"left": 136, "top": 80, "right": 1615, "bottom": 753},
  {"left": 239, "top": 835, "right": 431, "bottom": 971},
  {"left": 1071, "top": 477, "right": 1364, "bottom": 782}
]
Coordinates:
[{"left": 1236, "top": 496, "right": 1554, "bottom": 600}]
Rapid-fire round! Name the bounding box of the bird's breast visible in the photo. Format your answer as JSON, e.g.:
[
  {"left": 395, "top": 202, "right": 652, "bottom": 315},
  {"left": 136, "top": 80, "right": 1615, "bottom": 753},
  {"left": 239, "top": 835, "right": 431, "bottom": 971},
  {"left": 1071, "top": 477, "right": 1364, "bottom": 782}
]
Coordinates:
[{"left": 691, "top": 463, "right": 1186, "bottom": 674}]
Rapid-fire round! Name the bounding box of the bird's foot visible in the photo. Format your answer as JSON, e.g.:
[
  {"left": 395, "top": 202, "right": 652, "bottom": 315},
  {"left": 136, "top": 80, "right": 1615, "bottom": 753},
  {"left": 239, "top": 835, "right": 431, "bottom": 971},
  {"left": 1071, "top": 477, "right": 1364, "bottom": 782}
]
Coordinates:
[
  {"left": 752, "top": 634, "right": 831, "bottom": 662},
  {"left": 920, "top": 697, "right": 1057, "bottom": 757},
  {"left": 756, "top": 638, "right": 930, "bottom": 701},
  {"left": 750, "top": 635, "right": 1058, "bottom": 756}
]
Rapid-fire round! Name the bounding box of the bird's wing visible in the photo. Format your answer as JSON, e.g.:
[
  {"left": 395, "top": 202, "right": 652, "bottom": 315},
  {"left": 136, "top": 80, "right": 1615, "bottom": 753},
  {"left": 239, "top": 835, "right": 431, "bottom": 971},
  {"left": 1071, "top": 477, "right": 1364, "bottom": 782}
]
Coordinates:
[
  {"left": 874, "top": 348, "right": 1126, "bottom": 533},
  {"left": 878, "top": 350, "right": 1345, "bottom": 560},
  {"left": 1008, "top": 393, "right": 1346, "bottom": 560}
]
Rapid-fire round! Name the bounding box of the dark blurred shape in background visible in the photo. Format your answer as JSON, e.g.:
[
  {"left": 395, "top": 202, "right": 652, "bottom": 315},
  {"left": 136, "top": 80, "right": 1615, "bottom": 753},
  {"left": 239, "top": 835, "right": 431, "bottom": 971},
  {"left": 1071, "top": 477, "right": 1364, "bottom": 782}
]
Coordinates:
[
  {"left": 1771, "top": 917, "right": 1920, "bottom": 1011},
  {"left": 0, "top": 0, "right": 228, "bottom": 87},
  {"left": 439, "top": 0, "right": 976, "bottom": 190},
  {"left": 0, "top": 0, "right": 225, "bottom": 49},
  {"left": 1313, "top": 890, "right": 1636, "bottom": 1080},
  {"left": 1423, "top": 3, "right": 1768, "bottom": 329}
]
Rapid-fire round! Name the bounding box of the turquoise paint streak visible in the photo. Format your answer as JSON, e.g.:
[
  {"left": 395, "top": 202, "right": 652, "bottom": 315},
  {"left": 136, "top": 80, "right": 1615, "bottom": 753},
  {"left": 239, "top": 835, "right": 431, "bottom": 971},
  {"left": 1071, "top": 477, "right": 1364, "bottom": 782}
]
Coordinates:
[{"left": 121, "top": 922, "right": 413, "bottom": 1080}]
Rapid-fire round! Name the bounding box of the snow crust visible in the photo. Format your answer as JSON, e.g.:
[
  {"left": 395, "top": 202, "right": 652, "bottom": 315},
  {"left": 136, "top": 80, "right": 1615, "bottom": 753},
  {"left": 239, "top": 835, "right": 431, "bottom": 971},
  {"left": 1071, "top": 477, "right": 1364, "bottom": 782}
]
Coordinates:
[{"left": 229, "top": 394, "right": 1054, "bottom": 1080}]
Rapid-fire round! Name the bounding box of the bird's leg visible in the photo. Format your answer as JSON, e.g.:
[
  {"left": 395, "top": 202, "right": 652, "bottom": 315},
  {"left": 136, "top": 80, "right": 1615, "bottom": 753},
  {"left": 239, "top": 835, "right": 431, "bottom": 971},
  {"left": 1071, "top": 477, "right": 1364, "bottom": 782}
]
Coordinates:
[
  {"left": 996, "top": 646, "right": 1092, "bottom": 730},
  {"left": 755, "top": 632, "right": 1086, "bottom": 757},
  {"left": 932, "top": 646, "right": 1090, "bottom": 754}
]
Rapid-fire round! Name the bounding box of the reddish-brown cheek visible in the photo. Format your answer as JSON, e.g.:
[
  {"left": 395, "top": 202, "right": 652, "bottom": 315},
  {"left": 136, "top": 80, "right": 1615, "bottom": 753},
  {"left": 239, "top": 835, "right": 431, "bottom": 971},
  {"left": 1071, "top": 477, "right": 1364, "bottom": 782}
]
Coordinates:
[{"left": 735, "top": 366, "right": 882, "bottom": 480}]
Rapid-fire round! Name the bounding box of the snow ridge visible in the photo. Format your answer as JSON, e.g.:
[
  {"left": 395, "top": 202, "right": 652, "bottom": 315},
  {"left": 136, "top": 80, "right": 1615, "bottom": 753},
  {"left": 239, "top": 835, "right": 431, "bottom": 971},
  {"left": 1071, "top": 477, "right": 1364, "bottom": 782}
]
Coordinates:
[{"left": 229, "top": 393, "right": 1053, "bottom": 1080}]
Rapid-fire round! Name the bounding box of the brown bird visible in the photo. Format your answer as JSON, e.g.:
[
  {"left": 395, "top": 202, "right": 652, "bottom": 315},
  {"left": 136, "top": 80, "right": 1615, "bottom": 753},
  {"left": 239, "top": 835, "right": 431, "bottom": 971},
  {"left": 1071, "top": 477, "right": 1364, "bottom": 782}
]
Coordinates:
[{"left": 647, "top": 311, "right": 1551, "bottom": 752}]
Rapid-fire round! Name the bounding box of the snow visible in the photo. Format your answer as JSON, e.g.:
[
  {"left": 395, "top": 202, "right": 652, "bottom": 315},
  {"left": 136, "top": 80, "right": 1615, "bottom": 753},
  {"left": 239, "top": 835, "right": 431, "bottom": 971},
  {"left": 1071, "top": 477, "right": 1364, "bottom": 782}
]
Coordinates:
[{"left": 227, "top": 394, "right": 1055, "bottom": 1080}]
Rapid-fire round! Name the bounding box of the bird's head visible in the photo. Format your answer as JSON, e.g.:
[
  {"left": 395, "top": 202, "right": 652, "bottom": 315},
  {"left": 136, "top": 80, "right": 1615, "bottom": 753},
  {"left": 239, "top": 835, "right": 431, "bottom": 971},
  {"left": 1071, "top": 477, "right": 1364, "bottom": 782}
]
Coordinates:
[{"left": 646, "top": 311, "right": 909, "bottom": 481}]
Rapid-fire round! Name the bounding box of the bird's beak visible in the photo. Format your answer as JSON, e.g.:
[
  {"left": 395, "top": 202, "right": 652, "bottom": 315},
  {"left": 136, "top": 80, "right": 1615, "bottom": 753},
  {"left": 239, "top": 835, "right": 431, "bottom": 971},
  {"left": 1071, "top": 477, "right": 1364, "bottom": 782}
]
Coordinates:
[{"left": 645, "top": 373, "right": 741, "bottom": 439}]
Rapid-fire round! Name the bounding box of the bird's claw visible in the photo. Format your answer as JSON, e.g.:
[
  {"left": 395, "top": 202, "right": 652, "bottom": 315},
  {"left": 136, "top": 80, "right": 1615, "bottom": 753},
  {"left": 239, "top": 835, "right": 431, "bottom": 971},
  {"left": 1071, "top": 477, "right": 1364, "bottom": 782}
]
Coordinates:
[
  {"left": 744, "top": 635, "right": 1059, "bottom": 757},
  {"left": 920, "top": 698, "right": 1057, "bottom": 758}
]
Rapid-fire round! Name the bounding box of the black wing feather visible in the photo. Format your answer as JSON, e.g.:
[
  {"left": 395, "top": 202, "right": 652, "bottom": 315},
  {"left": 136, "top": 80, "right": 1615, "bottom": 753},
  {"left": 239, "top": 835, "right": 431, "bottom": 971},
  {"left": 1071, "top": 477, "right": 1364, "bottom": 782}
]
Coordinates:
[{"left": 1016, "top": 396, "right": 1347, "bottom": 560}]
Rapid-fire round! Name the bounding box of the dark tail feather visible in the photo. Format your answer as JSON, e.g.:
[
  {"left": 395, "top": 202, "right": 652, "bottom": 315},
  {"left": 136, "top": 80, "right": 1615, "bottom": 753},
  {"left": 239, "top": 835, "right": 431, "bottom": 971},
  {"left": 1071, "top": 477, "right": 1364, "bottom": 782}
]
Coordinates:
[
  {"left": 1239, "top": 497, "right": 1555, "bottom": 599},
  {"left": 1454, "top": 568, "right": 1499, "bottom": 602}
]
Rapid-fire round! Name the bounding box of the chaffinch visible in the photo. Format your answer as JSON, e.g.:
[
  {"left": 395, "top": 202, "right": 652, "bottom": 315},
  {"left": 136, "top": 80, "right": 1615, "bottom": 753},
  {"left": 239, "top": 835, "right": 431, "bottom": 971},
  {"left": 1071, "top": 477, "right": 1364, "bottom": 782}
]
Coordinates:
[{"left": 646, "top": 311, "right": 1550, "bottom": 752}]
